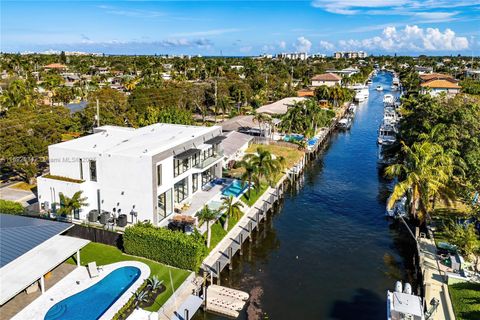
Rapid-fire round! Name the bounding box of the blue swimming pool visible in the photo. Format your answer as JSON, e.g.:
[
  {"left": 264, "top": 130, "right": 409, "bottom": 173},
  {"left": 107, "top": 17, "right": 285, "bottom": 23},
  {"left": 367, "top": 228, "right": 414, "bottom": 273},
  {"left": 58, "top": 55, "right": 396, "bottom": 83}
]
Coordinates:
[
  {"left": 44, "top": 266, "right": 140, "bottom": 320},
  {"left": 222, "top": 180, "right": 248, "bottom": 197},
  {"left": 284, "top": 134, "right": 304, "bottom": 142}
]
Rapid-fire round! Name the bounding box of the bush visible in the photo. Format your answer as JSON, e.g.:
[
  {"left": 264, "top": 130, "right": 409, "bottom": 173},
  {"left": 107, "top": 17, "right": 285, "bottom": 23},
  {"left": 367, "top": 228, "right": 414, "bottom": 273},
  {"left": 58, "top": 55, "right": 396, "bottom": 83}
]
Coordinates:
[
  {"left": 0, "top": 199, "right": 24, "bottom": 215},
  {"left": 123, "top": 222, "right": 207, "bottom": 271}
]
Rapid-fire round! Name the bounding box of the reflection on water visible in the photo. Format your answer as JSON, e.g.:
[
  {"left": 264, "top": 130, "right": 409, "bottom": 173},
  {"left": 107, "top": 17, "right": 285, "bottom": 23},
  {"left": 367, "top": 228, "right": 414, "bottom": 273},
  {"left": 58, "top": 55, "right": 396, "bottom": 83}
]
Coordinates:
[{"left": 194, "top": 72, "right": 416, "bottom": 320}]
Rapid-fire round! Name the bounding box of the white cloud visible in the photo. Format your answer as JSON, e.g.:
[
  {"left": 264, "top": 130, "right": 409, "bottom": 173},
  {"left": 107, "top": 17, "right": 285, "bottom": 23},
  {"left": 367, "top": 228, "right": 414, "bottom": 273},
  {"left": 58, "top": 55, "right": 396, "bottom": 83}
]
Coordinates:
[
  {"left": 294, "top": 36, "right": 312, "bottom": 52},
  {"left": 337, "top": 25, "right": 469, "bottom": 52},
  {"left": 319, "top": 40, "right": 334, "bottom": 50},
  {"left": 311, "top": 0, "right": 479, "bottom": 21},
  {"left": 279, "top": 40, "right": 286, "bottom": 50}
]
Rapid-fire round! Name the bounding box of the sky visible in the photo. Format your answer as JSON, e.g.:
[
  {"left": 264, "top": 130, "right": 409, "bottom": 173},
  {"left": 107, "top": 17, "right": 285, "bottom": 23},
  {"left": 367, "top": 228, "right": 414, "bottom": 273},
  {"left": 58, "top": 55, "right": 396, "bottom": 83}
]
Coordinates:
[{"left": 1, "top": 1, "right": 480, "bottom": 56}]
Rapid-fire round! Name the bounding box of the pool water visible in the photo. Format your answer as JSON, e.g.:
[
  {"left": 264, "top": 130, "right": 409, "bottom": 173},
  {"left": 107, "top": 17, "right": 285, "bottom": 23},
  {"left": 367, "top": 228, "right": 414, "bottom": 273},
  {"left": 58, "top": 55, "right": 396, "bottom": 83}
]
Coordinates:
[
  {"left": 222, "top": 180, "right": 248, "bottom": 197},
  {"left": 284, "top": 134, "right": 304, "bottom": 142},
  {"left": 44, "top": 266, "right": 140, "bottom": 320}
]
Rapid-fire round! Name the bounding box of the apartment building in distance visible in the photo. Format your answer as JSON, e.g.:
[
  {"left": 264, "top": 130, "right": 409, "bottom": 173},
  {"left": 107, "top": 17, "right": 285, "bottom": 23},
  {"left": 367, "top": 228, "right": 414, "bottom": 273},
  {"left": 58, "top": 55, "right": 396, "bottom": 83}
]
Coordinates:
[{"left": 333, "top": 51, "right": 368, "bottom": 59}]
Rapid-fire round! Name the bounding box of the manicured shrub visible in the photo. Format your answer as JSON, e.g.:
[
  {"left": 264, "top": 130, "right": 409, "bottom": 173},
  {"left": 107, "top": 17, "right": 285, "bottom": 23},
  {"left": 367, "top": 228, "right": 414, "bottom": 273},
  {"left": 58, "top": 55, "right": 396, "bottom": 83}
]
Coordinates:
[
  {"left": 0, "top": 199, "right": 24, "bottom": 215},
  {"left": 123, "top": 222, "right": 207, "bottom": 271}
]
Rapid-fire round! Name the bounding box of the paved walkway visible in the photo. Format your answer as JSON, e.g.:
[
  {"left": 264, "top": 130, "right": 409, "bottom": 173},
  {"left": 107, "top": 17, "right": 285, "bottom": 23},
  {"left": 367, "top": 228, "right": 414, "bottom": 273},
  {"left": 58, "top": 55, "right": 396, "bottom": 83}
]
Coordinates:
[
  {"left": 418, "top": 232, "right": 456, "bottom": 320},
  {"left": 0, "top": 184, "right": 36, "bottom": 206}
]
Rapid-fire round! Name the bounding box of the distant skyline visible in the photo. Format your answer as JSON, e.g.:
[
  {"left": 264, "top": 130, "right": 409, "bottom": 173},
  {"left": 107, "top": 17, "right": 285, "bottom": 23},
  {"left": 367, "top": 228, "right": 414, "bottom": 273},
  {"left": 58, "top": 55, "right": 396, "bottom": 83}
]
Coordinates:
[{"left": 2, "top": 1, "right": 480, "bottom": 56}]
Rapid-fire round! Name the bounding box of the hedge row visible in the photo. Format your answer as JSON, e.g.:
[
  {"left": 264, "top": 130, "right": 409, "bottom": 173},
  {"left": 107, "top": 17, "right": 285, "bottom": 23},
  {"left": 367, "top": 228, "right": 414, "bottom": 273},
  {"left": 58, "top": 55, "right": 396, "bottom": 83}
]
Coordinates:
[
  {"left": 0, "top": 200, "right": 24, "bottom": 215},
  {"left": 123, "top": 223, "right": 206, "bottom": 271}
]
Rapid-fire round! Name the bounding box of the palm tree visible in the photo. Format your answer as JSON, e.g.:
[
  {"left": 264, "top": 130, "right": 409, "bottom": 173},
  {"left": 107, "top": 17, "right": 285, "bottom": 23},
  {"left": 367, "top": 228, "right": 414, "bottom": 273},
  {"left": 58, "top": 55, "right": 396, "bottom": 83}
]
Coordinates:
[
  {"left": 385, "top": 141, "right": 455, "bottom": 223},
  {"left": 253, "top": 112, "right": 271, "bottom": 137},
  {"left": 220, "top": 195, "right": 244, "bottom": 231},
  {"left": 57, "top": 191, "right": 88, "bottom": 217},
  {"left": 238, "top": 158, "right": 260, "bottom": 199},
  {"left": 197, "top": 205, "right": 218, "bottom": 248},
  {"left": 244, "top": 147, "right": 284, "bottom": 184}
]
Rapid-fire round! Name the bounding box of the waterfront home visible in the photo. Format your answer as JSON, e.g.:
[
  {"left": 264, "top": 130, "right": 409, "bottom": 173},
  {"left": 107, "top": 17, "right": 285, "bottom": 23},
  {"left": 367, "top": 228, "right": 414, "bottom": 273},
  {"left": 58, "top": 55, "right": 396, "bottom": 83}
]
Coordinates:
[
  {"left": 37, "top": 123, "right": 225, "bottom": 226},
  {"left": 220, "top": 131, "right": 253, "bottom": 168},
  {"left": 221, "top": 115, "right": 270, "bottom": 136},
  {"left": 420, "top": 79, "right": 461, "bottom": 96},
  {"left": 311, "top": 73, "right": 342, "bottom": 87},
  {"left": 419, "top": 73, "right": 458, "bottom": 83},
  {"left": 0, "top": 214, "right": 89, "bottom": 314},
  {"left": 43, "top": 63, "right": 67, "bottom": 71},
  {"left": 414, "top": 66, "right": 433, "bottom": 74},
  {"left": 297, "top": 88, "right": 315, "bottom": 97},
  {"left": 256, "top": 97, "right": 307, "bottom": 115}
]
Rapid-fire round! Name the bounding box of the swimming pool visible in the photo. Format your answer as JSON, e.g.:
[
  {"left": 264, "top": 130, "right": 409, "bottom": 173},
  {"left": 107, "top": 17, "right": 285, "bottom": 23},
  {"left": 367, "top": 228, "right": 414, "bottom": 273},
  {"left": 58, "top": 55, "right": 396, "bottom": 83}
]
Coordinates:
[
  {"left": 44, "top": 266, "right": 140, "bottom": 320},
  {"left": 222, "top": 180, "right": 248, "bottom": 197},
  {"left": 284, "top": 134, "right": 304, "bottom": 142}
]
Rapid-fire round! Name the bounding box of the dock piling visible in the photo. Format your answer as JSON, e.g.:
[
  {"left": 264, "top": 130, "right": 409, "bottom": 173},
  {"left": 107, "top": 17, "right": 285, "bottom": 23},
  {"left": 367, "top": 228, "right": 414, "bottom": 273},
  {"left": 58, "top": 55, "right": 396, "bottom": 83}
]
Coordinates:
[
  {"left": 248, "top": 221, "right": 253, "bottom": 242},
  {"left": 228, "top": 247, "right": 233, "bottom": 270},
  {"left": 239, "top": 233, "right": 243, "bottom": 255}
]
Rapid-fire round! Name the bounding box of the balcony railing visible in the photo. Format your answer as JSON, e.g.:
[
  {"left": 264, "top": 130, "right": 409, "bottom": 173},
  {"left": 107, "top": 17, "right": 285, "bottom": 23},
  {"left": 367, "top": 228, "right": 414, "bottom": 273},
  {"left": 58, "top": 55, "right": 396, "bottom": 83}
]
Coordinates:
[{"left": 195, "top": 151, "right": 224, "bottom": 169}]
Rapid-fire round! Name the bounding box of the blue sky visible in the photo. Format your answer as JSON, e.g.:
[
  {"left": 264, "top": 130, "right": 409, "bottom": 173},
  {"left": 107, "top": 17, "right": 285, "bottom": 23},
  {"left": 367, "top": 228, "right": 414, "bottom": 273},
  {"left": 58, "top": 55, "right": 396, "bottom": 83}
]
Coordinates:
[{"left": 2, "top": 1, "right": 480, "bottom": 55}]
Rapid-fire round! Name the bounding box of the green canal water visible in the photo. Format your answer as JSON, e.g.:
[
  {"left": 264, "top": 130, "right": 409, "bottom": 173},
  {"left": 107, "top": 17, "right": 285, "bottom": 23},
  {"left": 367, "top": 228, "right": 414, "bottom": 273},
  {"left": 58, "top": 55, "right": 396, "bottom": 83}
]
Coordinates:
[{"left": 194, "top": 71, "right": 415, "bottom": 320}]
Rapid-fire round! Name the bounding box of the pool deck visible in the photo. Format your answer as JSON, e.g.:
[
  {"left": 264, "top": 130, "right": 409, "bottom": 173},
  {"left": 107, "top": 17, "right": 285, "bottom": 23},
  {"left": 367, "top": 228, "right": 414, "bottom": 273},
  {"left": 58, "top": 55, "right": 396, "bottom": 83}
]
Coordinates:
[{"left": 11, "top": 261, "right": 150, "bottom": 320}]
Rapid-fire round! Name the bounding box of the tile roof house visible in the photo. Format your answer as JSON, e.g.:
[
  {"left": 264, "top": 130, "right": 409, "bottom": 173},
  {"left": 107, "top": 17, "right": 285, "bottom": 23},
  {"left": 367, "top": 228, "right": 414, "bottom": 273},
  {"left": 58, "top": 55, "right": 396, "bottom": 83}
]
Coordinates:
[
  {"left": 311, "top": 73, "right": 342, "bottom": 87},
  {"left": 44, "top": 63, "right": 67, "bottom": 71},
  {"left": 420, "top": 79, "right": 461, "bottom": 96},
  {"left": 419, "top": 73, "right": 458, "bottom": 83}
]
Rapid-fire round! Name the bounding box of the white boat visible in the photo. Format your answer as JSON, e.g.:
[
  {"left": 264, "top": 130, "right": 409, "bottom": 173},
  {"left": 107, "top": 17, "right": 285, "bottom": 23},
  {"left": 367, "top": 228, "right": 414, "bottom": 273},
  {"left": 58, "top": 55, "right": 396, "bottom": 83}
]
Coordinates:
[
  {"left": 383, "top": 94, "right": 395, "bottom": 105},
  {"left": 387, "top": 281, "right": 424, "bottom": 320},
  {"left": 337, "top": 117, "right": 352, "bottom": 130},
  {"left": 350, "top": 85, "right": 369, "bottom": 102},
  {"left": 367, "top": 79, "right": 372, "bottom": 85},
  {"left": 383, "top": 107, "right": 398, "bottom": 125},
  {"left": 378, "top": 123, "right": 397, "bottom": 145},
  {"left": 348, "top": 103, "right": 357, "bottom": 114},
  {"left": 376, "top": 85, "right": 384, "bottom": 91},
  {"left": 386, "top": 194, "right": 407, "bottom": 218}
]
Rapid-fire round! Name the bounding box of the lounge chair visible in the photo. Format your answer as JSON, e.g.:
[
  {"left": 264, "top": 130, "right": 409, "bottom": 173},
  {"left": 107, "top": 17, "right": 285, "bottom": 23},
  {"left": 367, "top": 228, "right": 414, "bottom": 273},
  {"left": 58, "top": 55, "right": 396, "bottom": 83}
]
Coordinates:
[{"left": 87, "top": 262, "right": 102, "bottom": 278}]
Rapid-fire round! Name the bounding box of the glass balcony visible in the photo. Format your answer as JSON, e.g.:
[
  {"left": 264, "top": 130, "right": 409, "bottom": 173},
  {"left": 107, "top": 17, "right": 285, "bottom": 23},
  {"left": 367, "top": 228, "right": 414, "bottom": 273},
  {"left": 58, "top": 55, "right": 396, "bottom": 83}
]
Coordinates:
[{"left": 195, "top": 150, "right": 224, "bottom": 169}]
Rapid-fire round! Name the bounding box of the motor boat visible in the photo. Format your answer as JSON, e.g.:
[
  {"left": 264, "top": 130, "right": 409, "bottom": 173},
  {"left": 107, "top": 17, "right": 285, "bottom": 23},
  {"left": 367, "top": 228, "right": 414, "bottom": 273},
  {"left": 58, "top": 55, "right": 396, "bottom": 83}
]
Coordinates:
[
  {"left": 351, "top": 85, "right": 369, "bottom": 102},
  {"left": 383, "top": 94, "right": 395, "bottom": 106},
  {"left": 376, "top": 85, "right": 384, "bottom": 91},
  {"left": 386, "top": 194, "right": 408, "bottom": 218},
  {"left": 383, "top": 107, "right": 398, "bottom": 125},
  {"left": 348, "top": 103, "right": 357, "bottom": 114},
  {"left": 378, "top": 122, "right": 397, "bottom": 145},
  {"left": 366, "top": 79, "right": 372, "bottom": 85},
  {"left": 387, "top": 281, "right": 424, "bottom": 320},
  {"left": 337, "top": 117, "right": 352, "bottom": 130}
]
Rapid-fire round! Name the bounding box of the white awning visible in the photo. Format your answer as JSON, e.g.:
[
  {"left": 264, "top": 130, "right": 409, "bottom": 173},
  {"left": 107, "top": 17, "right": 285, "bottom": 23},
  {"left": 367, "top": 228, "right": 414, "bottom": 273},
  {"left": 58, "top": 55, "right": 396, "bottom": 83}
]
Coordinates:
[{"left": 0, "top": 235, "right": 90, "bottom": 305}]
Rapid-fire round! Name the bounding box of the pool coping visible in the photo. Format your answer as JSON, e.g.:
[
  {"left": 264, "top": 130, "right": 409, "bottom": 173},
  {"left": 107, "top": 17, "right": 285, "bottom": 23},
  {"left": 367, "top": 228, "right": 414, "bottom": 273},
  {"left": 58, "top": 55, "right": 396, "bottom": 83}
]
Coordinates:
[{"left": 11, "top": 261, "right": 150, "bottom": 320}]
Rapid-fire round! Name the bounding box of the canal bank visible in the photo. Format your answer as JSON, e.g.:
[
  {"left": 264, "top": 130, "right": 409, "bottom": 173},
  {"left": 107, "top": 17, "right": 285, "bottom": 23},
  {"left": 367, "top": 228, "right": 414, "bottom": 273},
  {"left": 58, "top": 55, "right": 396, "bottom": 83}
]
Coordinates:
[{"left": 193, "top": 71, "right": 417, "bottom": 320}]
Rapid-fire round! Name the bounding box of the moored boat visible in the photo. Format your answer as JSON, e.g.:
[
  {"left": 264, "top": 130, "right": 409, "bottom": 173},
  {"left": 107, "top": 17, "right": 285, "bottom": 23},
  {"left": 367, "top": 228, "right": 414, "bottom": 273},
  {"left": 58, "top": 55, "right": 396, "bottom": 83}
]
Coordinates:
[
  {"left": 337, "top": 117, "right": 352, "bottom": 130},
  {"left": 376, "top": 85, "right": 384, "bottom": 91},
  {"left": 387, "top": 281, "right": 424, "bottom": 320}
]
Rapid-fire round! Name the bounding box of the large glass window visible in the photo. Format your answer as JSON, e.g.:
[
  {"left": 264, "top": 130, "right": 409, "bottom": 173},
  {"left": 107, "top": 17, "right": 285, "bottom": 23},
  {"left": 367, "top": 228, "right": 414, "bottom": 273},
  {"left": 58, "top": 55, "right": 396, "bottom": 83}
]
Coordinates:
[
  {"left": 174, "top": 158, "right": 191, "bottom": 177},
  {"left": 89, "top": 160, "right": 97, "bottom": 182},
  {"left": 79, "top": 158, "right": 83, "bottom": 180},
  {"left": 158, "top": 188, "right": 173, "bottom": 219},
  {"left": 174, "top": 177, "right": 189, "bottom": 203},
  {"left": 156, "top": 164, "right": 162, "bottom": 186},
  {"left": 192, "top": 173, "right": 199, "bottom": 193}
]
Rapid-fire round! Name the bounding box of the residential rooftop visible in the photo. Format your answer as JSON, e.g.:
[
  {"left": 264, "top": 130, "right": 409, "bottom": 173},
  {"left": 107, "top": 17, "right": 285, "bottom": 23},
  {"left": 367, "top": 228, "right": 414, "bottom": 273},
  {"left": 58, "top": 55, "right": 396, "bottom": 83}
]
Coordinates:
[
  {"left": 311, "top": 73, "right": 342, "bottom": 81},
  {"left": 50, "top": 123, "right": 221, "bottom": 157},
  {"left": 420, "top": 79, "right": 461, "bottom": 89}
]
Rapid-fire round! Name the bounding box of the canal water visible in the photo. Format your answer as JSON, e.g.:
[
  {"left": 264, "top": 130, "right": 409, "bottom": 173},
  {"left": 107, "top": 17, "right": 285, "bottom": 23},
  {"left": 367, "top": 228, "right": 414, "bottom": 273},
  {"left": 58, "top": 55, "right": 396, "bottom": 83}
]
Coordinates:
[{"left": 195, "top": 71, "right": 415, "bottom": 320}]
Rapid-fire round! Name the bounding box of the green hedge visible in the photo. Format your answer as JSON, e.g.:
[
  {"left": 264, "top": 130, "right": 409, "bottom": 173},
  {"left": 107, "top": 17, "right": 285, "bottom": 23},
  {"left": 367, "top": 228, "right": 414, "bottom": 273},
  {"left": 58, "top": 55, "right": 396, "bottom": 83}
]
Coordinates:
[
  {"left": 0, "top": 200, "right": 24, "bottom": 215},
  {"left": 123, "top": 223, "right": 206, "bottom": 271}
]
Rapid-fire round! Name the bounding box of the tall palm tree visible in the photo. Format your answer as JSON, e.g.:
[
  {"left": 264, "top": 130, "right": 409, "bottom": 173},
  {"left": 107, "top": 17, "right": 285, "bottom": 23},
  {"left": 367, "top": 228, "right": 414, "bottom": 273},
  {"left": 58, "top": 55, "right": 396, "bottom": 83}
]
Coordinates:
[
  {"left": 385, "top": 141, "right": 455, "bottom": 223},
  {"left": 239, "top": 158, "right": 260, "bottom": 199},
  {"left": 244, "top": 147, "right": 284, "bottom": 184},
  {"left": 253, "top": 112, "right": 271, "bottom": 137},
  {"left": 197, "top": 205, "right": 218, "bottom": 248},
  {"left": 57, "top": 191, "right": 88, "bottom": 217},
  {"left": 219, "top": 195, "right": 244, "bottom": 231}
]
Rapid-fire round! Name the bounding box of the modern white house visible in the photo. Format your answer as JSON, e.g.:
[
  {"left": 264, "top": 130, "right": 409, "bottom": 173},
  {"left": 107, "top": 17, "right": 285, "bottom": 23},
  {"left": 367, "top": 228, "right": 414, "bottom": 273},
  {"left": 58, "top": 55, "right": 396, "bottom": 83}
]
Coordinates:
[{"left": 37, "top": 123, "right": 225, "bottom": 226}]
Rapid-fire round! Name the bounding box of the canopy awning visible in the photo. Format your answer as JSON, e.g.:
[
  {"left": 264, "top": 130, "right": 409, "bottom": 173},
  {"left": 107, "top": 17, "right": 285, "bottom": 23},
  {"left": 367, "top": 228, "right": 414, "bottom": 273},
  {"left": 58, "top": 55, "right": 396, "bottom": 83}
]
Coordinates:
[
  {"left": 174, "top": 148, "right": 200, "bottom": 160},
  {"left": 0, "top": 235, "right": 90, "bottom": 304},
  {"left": 204, "top": 136, "right": 226, "bottom": 145}
]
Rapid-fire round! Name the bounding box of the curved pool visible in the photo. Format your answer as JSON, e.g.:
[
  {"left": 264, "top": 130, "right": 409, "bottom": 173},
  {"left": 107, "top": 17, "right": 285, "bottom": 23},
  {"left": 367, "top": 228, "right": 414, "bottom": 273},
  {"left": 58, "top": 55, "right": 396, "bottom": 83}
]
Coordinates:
[{"left": 45, "top": 266, "right": 140, "bottom": 320}]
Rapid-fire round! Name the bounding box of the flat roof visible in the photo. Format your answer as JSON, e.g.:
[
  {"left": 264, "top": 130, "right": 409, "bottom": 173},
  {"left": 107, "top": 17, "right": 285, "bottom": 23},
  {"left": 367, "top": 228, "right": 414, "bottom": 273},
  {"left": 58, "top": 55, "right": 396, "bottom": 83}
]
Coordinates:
[
  {"left": 0, "top": 234, "right": 89, "bottom": 305},
  {"left": 221, "top": 131, "right": 253, "bottom": 157},
  {"left": 50, "top": 123, "right": 220, "bottom": 157},
  {"left": 0, "top": 214, "right": 73, "bottom": 268}
]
